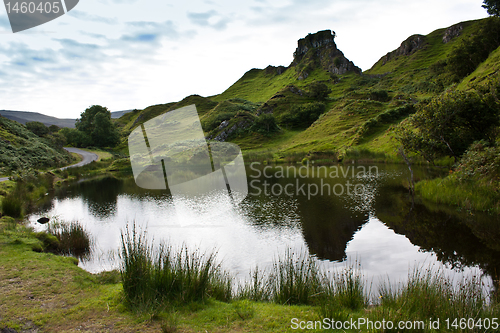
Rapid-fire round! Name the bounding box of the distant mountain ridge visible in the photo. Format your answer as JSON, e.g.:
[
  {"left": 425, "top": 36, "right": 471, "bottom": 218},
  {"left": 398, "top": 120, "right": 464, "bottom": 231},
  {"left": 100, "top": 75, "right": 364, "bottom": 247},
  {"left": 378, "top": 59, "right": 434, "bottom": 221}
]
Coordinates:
[
  {"left": 0, "top": 109, "right": 134, "bottom": 128},
  {"left": 0, "top": 110, "right": 76, "bottom": 128}
]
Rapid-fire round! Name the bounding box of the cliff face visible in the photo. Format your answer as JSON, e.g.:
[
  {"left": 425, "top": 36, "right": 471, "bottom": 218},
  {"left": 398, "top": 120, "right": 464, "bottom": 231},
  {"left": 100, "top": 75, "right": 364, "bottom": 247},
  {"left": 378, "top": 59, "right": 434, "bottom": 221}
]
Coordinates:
[
  {"left": 290, "top": 30, "right": 361, "bottom": 79},
  {"left": 381, "top": 34, "right": 427, "bottom": 65}
]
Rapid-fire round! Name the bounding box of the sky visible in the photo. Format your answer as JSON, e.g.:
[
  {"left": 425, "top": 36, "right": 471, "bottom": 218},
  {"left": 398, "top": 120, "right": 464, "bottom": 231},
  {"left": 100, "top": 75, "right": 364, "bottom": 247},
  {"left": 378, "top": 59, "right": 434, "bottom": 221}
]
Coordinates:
[{"left": 0, "top": 0, "right": 489, "bottom": 119}]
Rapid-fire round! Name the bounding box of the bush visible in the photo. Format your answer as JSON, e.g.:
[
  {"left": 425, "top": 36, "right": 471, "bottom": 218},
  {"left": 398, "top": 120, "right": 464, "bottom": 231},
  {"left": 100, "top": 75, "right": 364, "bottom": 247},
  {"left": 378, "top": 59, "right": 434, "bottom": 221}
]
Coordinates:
[
  {"left": 250, "top": 114, "right": 279, "bottom": 133},
  {"left": 25, "top": 121, "right": 49, "bottom": 137},
  {"left": 308, "top": 82, "right": 332, "bottom": 100},
  {"left": 369, "top": 90, "right": 390, "bottom": 102},
  {"left": 397, "top": 89, "right": 499, "bottom": 162},
  {"left": 447, "top": 17, "right": 500, "bottom": 80},
  {"left": 279, "top": 102, "right": 326, "bottom": 129}
]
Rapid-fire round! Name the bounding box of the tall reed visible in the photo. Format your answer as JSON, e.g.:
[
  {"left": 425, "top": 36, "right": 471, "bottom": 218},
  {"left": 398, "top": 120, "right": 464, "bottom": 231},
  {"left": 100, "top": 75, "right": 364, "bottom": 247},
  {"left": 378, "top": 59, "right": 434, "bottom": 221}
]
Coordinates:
[
  {"left": 48, "top": 221, "right": 91, "bottom": 258},
  {"left": 120, "top": 225, "right": 232, "bottom": 311}
]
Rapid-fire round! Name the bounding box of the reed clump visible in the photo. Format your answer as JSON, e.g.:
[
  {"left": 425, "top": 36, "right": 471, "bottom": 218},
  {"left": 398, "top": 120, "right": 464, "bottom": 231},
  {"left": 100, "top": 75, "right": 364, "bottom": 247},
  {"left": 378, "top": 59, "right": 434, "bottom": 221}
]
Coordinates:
[
  {"left": 120, "top": 225, "right": 232, "bottom": 311},
  {"left": 48, "top": 221, "right": 92, "bottom": 258}
]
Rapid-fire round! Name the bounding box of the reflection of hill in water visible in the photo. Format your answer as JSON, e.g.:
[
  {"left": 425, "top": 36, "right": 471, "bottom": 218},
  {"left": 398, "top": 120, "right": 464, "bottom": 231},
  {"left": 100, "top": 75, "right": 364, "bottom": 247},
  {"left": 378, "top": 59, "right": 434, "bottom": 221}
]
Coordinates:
[
  {"left": 49, "top": 171, "right": 500, "bottom": 281},
  {"left": 297, "top": 194, "right": 368, "bottom": 262},
  {"left": 375, "top": 185, "right": 500, "bottom": 279}
]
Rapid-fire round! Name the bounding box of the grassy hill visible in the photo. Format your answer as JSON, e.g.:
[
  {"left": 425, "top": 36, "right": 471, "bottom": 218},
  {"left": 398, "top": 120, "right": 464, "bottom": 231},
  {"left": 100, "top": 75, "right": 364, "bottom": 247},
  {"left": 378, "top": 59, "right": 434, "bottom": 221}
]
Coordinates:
[
  {"left": 114, "top": 18, "right": 499, "bottom": 162},
  {"left": 0, "top": 116, "right": 73, "bottom": 174}
]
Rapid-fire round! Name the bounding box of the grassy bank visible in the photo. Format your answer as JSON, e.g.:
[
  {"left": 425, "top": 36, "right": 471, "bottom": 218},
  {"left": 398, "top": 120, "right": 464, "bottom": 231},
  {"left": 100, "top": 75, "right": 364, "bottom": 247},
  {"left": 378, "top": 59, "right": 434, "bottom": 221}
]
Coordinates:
[
  {"left": 415, "top": 141, "right": 500, "bottom": 214},
  {"left": 416, "top": 176, "right": 500, "bottom": 214},
  {"left": 1, "top": 219, "right": 499, "bottom": 332}
]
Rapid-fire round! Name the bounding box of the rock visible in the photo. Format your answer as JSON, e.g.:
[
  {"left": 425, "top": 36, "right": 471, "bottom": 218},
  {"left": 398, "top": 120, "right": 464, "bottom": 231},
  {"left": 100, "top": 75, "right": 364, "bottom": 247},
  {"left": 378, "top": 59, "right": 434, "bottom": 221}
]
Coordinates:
[
  {"left": 382, "top": 35, "right": 427, "bottom": 65},
  {"left": 264, "top": 65, "right": 287, "bottom": 75},
  {"left": 218, "top": 120, "right": 229, "bottom": 130},
  {"left": 290, "top": 30, "right": 362, "bottom": 77},
  {"left": 442, "top": 23, "right": 463, "bottom": 43},
  {"left": 37, "top": 217, "right": 50, "bottom": 224}
]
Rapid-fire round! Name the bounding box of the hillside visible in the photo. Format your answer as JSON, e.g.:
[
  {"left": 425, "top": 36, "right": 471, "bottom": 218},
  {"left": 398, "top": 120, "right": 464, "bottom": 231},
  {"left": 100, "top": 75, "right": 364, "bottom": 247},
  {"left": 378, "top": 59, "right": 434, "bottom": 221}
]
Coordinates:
[
  {"left": 116, "top": 18, "right": 499, "bottom": 160},
  {"left": 0, "top": 115, "right": 73, "bottom": 174},
  {"left": 0, "top": 110, "right": 76, "bottom": 128}
]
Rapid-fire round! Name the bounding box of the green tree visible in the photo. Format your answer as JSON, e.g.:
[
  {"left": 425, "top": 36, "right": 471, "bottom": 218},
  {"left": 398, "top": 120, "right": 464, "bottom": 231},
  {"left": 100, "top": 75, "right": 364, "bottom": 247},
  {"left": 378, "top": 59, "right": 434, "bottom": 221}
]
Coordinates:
[
  {"left": 25, "top": 121, "right": 49, "bottom": 137},
  {"left": 397, "top": 90, "right": 499, "bottom": 163},
  {"left": 75, "top": 105, "right": 119, "bottom": 147},
  {"left": 60, "top": 128, "right": 91, "bottom": 147},
  {"left": 92, "top": 112, "right": 120, "bottom": 147},
  {"left": 48, "top": 124, "right": 60, "bottom": 133},
  {"left": 483, "top": 0, "right": 500, "bottom": 16}
]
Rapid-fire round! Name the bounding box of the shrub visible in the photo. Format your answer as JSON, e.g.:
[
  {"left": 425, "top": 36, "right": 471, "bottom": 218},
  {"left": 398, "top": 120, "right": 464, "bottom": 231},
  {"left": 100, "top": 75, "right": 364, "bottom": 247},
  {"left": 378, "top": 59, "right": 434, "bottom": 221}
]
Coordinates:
[
  {"left": 308, "top": 82, "right": 332, "bottom": 100},
  {"left": 278, "top": 102, "right": 326, "bottom": 129},
  {"left": 250, "top": 113, "right": 279, "bottom": 133}
]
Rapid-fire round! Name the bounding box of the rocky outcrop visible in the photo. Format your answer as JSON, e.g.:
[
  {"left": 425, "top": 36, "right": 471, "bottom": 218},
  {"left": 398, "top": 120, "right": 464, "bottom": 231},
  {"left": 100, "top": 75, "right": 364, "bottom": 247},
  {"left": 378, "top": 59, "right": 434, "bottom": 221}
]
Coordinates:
[
  {"left": 382, "top": 34, "right": 427, "bottom": 65},
  {"left": 290, "top": 30, "right": 361, "bottom": 79},
  {"left": 265, "top": 65, "right": 287, "bottom": 75},
  {"left": 442, "top": 23, "right": 463, "bottom": 43}
]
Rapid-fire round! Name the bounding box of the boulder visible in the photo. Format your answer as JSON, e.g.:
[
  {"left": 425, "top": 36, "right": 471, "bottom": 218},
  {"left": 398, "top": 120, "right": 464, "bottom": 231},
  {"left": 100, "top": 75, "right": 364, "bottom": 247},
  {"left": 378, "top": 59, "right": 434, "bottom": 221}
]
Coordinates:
[{"left": 37, "top": 217, "right": 50, "bottom": 224}]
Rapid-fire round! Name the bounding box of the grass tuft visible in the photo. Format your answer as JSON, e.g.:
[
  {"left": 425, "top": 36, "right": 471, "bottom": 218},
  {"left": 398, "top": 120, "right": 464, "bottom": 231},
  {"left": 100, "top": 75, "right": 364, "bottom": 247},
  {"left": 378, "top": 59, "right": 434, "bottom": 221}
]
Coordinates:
[
  {"left": 120, "top": 224, "right": 232, "bottom": 311},
  {"left": 47, "top": 221, "right": 92, "bottom": 258}
]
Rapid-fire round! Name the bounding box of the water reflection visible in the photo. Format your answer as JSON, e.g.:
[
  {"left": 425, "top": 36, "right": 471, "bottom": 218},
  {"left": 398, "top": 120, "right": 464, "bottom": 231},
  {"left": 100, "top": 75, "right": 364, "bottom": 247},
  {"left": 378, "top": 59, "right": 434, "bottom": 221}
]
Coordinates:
[{"left": 27, "top": 165, "right": 499, "bottom": 293}]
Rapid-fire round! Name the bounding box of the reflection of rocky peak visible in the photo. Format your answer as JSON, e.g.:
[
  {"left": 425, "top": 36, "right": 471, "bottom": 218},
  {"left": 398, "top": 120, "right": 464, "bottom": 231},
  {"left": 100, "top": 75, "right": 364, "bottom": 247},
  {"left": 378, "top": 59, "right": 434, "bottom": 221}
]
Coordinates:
[
  {"left": 382, "top": 34, "right": 427, "bottom": 65},
  {"left": 290, "top": 30, "right": 361, "bottom": 79},
  {"left": 442, "top": 23, "right": 463, "bottom": 43}
]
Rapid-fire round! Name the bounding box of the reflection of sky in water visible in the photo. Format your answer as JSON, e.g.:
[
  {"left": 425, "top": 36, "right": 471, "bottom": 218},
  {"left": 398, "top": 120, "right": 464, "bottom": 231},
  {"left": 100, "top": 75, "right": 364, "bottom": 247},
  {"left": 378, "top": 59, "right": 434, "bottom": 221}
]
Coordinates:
[
  {"left": 341, "top": 216, "right": 491, "bottom": 293},
  {"left": 28, "top": 194, "right": 305, "bottom": 279},
  {"left": 28, "top": 177, "right": 492, "bottom": 294}
]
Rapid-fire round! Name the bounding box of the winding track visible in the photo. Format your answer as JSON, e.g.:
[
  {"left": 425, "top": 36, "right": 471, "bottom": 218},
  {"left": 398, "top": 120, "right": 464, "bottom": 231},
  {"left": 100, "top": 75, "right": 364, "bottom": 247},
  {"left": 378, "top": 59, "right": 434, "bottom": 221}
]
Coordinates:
[
  {"left": 60, "top": 147, "right": 99, "bottom": 170},
  {"left": 0, "top": 147, "right": 98, "bottom": 182}
]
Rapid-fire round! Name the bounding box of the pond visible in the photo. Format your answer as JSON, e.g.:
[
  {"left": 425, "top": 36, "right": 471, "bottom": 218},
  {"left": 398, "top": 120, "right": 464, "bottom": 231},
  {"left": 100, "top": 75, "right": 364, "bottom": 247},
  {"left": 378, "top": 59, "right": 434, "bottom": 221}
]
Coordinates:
[{"left": 28, "top": 163, "right": 500, "bottom": 294}]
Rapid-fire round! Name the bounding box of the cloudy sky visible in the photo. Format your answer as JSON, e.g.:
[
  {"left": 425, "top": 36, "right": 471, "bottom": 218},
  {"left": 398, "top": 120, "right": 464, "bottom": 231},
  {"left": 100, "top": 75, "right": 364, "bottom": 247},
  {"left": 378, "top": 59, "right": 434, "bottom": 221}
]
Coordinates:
[{"left": 0, "top": 0, "right": 488, "bottom": 119}]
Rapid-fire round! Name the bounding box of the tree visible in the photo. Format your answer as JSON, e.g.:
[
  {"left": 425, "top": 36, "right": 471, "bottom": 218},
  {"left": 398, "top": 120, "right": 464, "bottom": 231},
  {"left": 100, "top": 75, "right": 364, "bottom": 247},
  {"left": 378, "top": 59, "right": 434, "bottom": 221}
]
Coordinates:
[
  {"left": 397, "top": 90, "right": 499, "bottom": 163},
  {"left": 60, "top": 128, "right": 91, "bottom": 148},
  {"left": 48, "top": 124, "right": 60, "bottom": 133},
  {"left": 92, "top": 111, "right": 120, "bottom": 147},
  {"left": 25, "top": 121, "right": 49, "bottom": 137},
  {"left": 483, "top": 0, "right": 500, "bottom": 16},
  {"left": 75, "top": 105, "right": 119, "bottom": 147}
]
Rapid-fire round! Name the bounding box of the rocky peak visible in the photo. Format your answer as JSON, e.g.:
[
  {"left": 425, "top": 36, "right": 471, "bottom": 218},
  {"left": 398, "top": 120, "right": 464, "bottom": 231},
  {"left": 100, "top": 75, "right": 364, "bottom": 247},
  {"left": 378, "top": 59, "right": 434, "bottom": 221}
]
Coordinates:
[
  {"left": 290, "top": 30, "right": 361, "bottom": 79},
  {"left": 293, "top": 30, "right": 337, "bottom": 61}
]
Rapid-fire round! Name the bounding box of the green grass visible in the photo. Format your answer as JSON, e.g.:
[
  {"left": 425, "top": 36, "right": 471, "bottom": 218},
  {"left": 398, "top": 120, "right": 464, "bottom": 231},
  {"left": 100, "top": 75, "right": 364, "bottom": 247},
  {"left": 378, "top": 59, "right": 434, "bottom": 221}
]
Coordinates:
[
  {"left": 47, "top": 221, "right": 92, "bottom": 258},
  {"left": 416, "top": 176, "right": 500, "bottom": 214},
  {"left": 458, "top": 45, "right": 500, "bottom": 90},
  {"left": 1, "top": 217, "right": 499, "bottom": 332},
  {"left": 120, "top": 224, "right": 232, "bottom": 311},
  {"left": 79, "top": 148, "right": 113, "bottom": 161}
]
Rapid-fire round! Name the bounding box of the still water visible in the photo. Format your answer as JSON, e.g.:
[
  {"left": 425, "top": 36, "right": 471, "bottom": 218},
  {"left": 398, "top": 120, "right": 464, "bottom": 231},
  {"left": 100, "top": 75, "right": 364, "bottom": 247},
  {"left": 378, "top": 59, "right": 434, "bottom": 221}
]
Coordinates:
[{"left": 29, "top": 163, "right": 500, "bottom": 292}]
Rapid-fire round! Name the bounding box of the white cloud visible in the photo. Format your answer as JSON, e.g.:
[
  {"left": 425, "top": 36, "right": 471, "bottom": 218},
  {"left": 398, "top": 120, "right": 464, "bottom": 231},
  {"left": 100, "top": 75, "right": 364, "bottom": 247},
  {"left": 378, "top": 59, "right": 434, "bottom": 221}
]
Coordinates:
[{"left": 0, "top": 0, "right": 489, "bottom": 118}]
